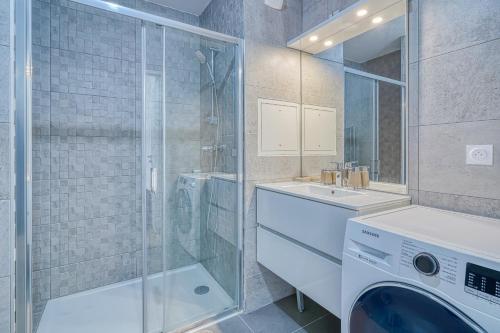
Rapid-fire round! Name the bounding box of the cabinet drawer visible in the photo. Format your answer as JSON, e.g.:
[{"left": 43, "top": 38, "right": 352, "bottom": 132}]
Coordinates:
[
  {"left": 257, "top": 227, "right": 341, "bottom": 317},
  {"left": 257, "top": 189, "right": 356, "bottom": 259}
]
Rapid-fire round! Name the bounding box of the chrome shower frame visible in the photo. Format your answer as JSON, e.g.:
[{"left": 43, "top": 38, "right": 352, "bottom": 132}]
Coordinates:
[{"left": 14, "top": 1, "right": 245, "bottom": 332}]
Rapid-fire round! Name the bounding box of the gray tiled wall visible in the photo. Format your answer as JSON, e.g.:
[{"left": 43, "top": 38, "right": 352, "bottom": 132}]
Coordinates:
[
  {"left": 31, "top": 0, "right": 201, "bottom": 327},
  {"left": 408, "top": 0, "right": 500, "bottom": 218},
  {"left": 200, "top": 0, "right": 244, "bottom": 38},
  {"left": 0, "top": 0, "right": 11, "bottom": 332},
  {"left": 242, "top": 0, "right": 303, "bottom": 313},
  {"left": 300, "top": 52, "right": 345, "bottom": 176}
]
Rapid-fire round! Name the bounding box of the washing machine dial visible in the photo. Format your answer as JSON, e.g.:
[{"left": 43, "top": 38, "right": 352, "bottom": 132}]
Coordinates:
[{"left": 413, "top": 252, "right": 440, "bottom": 276}]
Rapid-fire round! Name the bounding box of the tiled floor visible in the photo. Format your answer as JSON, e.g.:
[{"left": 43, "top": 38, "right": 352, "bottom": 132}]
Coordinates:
[{"left": 201, "top": 294, "right": 341, "bottom": 333}]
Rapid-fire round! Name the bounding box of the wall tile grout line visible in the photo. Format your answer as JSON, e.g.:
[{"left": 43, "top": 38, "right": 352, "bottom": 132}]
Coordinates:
[
  {"left": 418, "top": 118, "right": 500, "bottom": 128},
  {"left": 417, "top": 190, "right": 500, "bottom": 203},
  {"left": 31, "top": 87, "right": 138, "bottom": 101},
  {"left": 290, "top": 313, "right": 331, "bottom": 333},
  {"left": 418, "top": 36, "right": 500, "bottom": 63}
]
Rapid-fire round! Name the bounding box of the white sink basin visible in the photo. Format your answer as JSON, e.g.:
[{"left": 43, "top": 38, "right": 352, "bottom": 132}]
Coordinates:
[
  {"left": 280, "top": 184, "right": 364, "bottom": 198},
  {"left": 258, "top": 181, "right": 411, "bottom": 213}
]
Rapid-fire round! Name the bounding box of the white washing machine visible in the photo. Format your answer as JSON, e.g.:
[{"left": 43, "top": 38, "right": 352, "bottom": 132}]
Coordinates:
[
  {"left": 175, "top": 173, "right": 210, "bottom": 260},
  {"left": 342, "top": 205, "right": 500, "bottom": 333}
]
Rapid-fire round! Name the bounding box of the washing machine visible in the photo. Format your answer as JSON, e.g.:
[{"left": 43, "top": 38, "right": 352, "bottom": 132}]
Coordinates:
[
  {"left": 342, "top": 205, "right": 500, "bottom": 333},
  {"left": 175, "top": 173, "right": 211, "bottom": 260}
]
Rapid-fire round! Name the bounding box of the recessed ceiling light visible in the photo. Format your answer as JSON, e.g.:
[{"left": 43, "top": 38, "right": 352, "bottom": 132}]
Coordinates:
[
  {"left": 356, "top": 9, "right": 368, "bottom": 17},
  {"left": 309, "top": 35, "right": 319, "bottom": 42},
  {"left": 324, "top": 40, "right": 333, "bottom": 47},
  {"left": 372, "top": 16, "right": 383, "bottom": 24}
]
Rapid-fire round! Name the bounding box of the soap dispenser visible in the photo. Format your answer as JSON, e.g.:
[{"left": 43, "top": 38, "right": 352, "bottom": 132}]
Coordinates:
[{"left": 350, "top": 167, "right": 362, "bottom": 189}]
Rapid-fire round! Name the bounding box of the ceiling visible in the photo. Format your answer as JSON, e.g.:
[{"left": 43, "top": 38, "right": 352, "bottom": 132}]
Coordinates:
[
  {"left": 343, "top": 16, "right": 405, "bottom": 63},
  {"left": 145, "top": 0, "right": 212, "bottom": 16}
]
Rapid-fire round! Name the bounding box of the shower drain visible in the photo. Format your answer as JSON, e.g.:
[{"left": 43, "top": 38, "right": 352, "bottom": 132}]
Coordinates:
[{"left": 194, "top": 285, "right": 210, "bottom": 295}]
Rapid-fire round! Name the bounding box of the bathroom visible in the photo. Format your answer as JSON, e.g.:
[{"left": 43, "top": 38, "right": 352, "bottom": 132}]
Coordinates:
[{"left": 1, "top": 0, "right": 499, "bottom": 332}]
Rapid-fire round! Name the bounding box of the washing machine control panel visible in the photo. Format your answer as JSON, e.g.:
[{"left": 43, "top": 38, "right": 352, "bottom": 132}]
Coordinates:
[{"left": 464, "top": 263, "right": 500, "bottom": 304}]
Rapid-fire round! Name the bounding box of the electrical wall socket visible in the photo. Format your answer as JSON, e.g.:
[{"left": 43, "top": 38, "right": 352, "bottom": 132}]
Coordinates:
[{"left": 466, "top": 145, "right": 493, "bottom": 166}]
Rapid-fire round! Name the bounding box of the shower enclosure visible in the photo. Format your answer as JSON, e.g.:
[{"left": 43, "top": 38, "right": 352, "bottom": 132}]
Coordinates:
[
  {"left": 15, "top": 1, "right": 243, "bottom": 332},
  {"left": 344, "top": 69, "right": 406, "bottom": 184}
]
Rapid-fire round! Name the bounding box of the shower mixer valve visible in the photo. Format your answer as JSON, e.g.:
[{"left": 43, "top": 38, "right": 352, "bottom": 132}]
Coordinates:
[{"left": 201, "top": 144, "right": 226, "bottom": 152}]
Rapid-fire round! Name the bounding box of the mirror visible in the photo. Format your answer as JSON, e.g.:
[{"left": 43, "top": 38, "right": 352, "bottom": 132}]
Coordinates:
[{"left": 299, "top": 1, "right": 407, "bottom": 193}]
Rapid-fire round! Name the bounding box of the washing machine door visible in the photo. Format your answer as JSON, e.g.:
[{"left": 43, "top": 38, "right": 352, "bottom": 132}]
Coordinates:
[{"left": 349, "top": 283, "right": 485, "bottom": 333}]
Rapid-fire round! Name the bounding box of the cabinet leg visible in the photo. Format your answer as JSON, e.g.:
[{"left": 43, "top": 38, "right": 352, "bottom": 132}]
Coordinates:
[{"left": 296, "top": 289, "right": 305, "bottom": 313}]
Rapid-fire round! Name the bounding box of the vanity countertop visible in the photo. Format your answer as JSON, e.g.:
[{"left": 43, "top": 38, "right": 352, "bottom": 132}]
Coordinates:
[{"left": 256, "top": 181, "right": 411, "bottom": 211}]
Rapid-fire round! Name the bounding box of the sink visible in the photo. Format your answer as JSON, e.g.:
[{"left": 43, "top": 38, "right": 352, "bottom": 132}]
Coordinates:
[{"left": 281, "top": 184, "right": 364, "bottom": 198}]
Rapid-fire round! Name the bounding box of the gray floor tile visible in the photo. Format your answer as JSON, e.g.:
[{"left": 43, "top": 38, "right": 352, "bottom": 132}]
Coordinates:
[
  {"left": 241, "top": 294, "right": 328, "bottom": 333},
  {"left": 200, "top": 316, "right": 253, "bottom": 333},
  {"left": 294, "top": 314, "right": 341, "bottom": 333}
]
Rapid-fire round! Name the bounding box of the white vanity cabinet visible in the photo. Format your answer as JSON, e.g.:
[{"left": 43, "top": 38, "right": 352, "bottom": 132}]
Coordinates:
[
  {"left": 256, "top": 183, "right": 410, "bottom": 317},
  {"left": 257, "top": 189, "right": 355, "bottom": 259}
]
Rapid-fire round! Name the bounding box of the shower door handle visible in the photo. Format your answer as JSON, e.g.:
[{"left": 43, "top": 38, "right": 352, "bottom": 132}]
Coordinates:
[{"left": 150, "top": 167, "right": 158, "bottom": 194}]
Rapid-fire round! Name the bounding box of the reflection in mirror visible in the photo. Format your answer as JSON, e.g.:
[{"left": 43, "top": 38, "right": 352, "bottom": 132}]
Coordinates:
[{"left": 299, "top": 1, "right": 407, "bottom": 192}]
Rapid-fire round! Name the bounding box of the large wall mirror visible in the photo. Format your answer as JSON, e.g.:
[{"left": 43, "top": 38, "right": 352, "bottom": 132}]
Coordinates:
[{"left": 295, "top": 0, "right": 408, "bottom": 193}]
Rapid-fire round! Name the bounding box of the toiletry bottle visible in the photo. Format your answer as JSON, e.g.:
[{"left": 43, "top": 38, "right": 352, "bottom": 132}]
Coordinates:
[
  {"left": 321, "top": 169, "right": 327, "bottom": 184},
  {"left": 360, "top": 166, "right": 370, "bottom": 188},
  {"left": 321, "top": 169, "right": 333, "bottom": 185},
  {"left": 351, "top": 167, "right": 362, "bottom": 188},
  {"left": 326, "top": 171, "right": 334, "bottom": 185}
]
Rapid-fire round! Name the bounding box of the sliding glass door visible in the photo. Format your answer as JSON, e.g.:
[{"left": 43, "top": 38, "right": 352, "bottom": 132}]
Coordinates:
[
  {"left": 344, "top": 70, "right": 405, "bottom": 184},
  {"left": 345, "top": 72, "right": 379, "bottom": 181},
  {"left": 142, "top": 22, "right": 240, "bottom": 333}
]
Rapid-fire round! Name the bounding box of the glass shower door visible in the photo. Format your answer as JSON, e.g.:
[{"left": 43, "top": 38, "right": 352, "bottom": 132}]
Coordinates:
[
  {"left": 142, "top": 24, "right": 240, "bottom": 333},
  {"left": 142, "top": 22, "right": 167, "bottom": 333},
  {"left": 344, "top": 72, "right": 379, "bottom": 181}
]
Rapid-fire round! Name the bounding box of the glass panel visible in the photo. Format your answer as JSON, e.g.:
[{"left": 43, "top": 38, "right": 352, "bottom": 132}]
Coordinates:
[
  {"left": 344, "top": 73, "right": 379, "bottom": 181},
  {"left": 31, "top": 2, "right": 143, "bottom": 333},
  {"left": 350, "top": 286, "right": 480, "bottom": 333},
  {"left": 344, "top": 73, "right": 405, "bottom": 184},
  {"left": 144, "top": 25, "right": 239, "bottom": 333},
  {"left": 143, "top": 22, "right": 166, "bottom": 333}
]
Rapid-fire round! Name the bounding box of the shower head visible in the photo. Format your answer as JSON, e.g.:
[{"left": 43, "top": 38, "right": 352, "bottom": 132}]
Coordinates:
[
  {"left": 195, "top": 50, "right": 207, "bottom": 64},
  {"left": 196, "top": 50, "right": 216, "bottom": 86}
]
